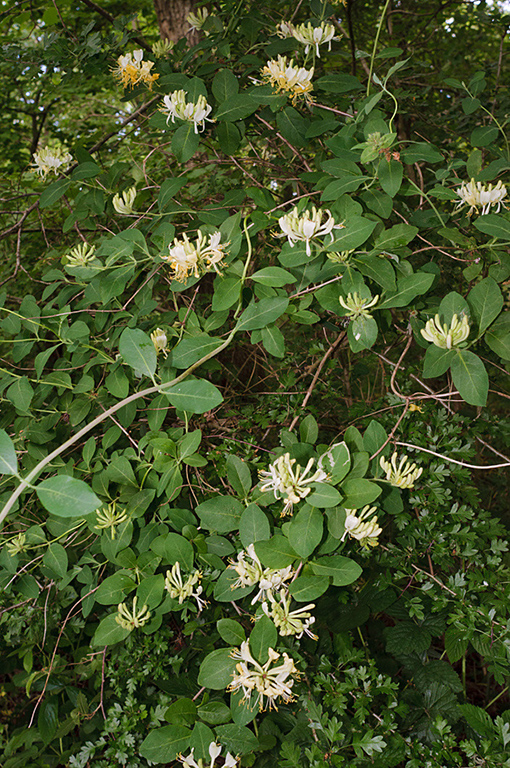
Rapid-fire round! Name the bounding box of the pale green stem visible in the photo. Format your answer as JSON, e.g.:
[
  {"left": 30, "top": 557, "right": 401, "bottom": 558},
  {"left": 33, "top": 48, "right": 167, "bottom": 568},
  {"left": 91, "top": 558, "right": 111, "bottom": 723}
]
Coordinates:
[
  {"left": 406, "top": 177, "right": 446, "bottom": 227},
  {"left": 367, "top": 0, "right": 391, "bottom": 97},
  {"left": 0, "top": 329, "right": 236, "bottom": 527},
  {"left": 234, "top": 216, "right": 253, "bottom": 319}
]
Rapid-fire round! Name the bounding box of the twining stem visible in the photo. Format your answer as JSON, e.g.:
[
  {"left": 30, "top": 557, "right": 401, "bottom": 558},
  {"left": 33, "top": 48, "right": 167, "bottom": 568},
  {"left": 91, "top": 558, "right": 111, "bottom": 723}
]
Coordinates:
[
  {"left": 0, "top": 329, "right": 237, "bottom": 526},
  {"left": 367, "top": 0, "right": 392, "bottom": 97}
]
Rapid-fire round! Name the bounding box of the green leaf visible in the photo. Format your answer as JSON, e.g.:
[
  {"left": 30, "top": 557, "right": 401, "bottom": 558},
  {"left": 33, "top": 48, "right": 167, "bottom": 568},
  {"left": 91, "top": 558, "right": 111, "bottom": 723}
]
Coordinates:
[
  {"left": 239, "top": 504, "right": 270, "bottom": 549},
  {"left": 6, "top": 376, "right": 33, "bottom": 413},
  {"left": 171, "top": 335, "right": 224, "bottom": 369},
  {"left": 38, "top": 700, "right": 58, "bottom": 744},
  {"left": 39, "top": 178, "right": 71, "bottom": 208},
  {"left": 320, "top": 442, "right": 351, "bottom": 483},
  {"left": 340, "top": 478, "right": 381, "bottom": 508},
  {"left": 198, "top": 648, "right": 238, "bottom": 689},
  {"left": 355, "top": 255, "right": 396, "bottom": 292},
  {"left": 215, "top": 94, "right": 257, "bottom": 121},
  {"left": 158, "top": 178, "right": 188, "bottom": 211},
  {"left": 212, "top": 68, "right": 239, "bottom": 101},
  {"left": 196, "top": 496, "right": 244, "bottom": 533},
  {"left": 198, "top": 701, "right": 232, "bottom": 725},
  {"left": 151, "top": 532, "right": 194, "bottom": 570},
  {"left": 473, "top": 213, "right": 510, "bottom": 240},
  {"left": 140, "top": 725, "right": 192, "bottom": 764},
  {"left": 378, "top": 158, "right": 403, "bottom": 197},
  {"left": 379, "top": 272, "right": 435, "bottom": 309},
  {"left": 306, "top": 483, "right": 342, "bottom": 508},
  {"left": 164, "top": 699, "right": 197, "bottom": 727},
  {"left": 95, "top": 573, "right": 137, "bottom": 605},
  {"left": 251, "top": 267, "right": 296, "bottom": 287},
  {"left": 309, "top": 555, "right": 362, "bottom": 586},
  {"left": 485, "top": 312, "right": 510, "bottom": 359},
  {"left": 137, "top": 574, "right": 165, "bottom": 609},
  {"left": 347, "top": 315, "right": 379, "bottom": 352},
  {"left": 287, "top": 504, "right": 323, "bottom": 558},
  {"left": 467, "top": 276, "right": 503, "bottom": 334},
  {"left": 422, "top": 346, "right": 455, "bottom": 378},
  {"left": 172, "top": 123, "right": 200, "bottom": 163},
  {"left": 91, "top": 614, "right": 132, "bottom": 646},
  {"left": 42, "top": 543, "right": 68, "bottom": 579},
  {"left": 373, "top": 224, "right": 418, "bottom": 251},
  {"left": 328, "top": 216, "right": 377, "bottom": 251},
  {"left": 450, "top": 349, "right": 488, "bottom": 406},
  {"left": 237, "top": 298, "right": 289, "bottom": 331},
  {"left": 288, "top": 575, "right": 330, "bottom": 601},
  {"left": 215, "top": 724, "right": 259, "bottom": 755},
  {"left": 254, "top": 535, "right": 297, "bottom": 568},
  {"left": 189, "top": 722, "right": 215, "bottom": 760},
  {"left": 119, "top": 328, "right": 157, "bottom": 379},
  {"left": 227, "top": 455, "right": 252, "bottom": 497},
  {"left": 261, "top": 325, "right": 285, "bottom": 357},
  {"left": 458, "top": 704, "right": 494, "bottom": 738},
  {"left": 213, "top": 567, "right": 254, "bottom": 602},
  {"left": 217, "top": 618, "right": 246, "bottom": 645},
  {"left": 230, "top": 689, "right": 258, "bottom": 725},
  {"left": 315, "top": 73, "right": 363, "bottom": 93},
  {"left": 36, "top": 476, "right": 102, "bottom": 518},
  {"left": 470, "top": 125, "right": 499, "bottom": 147},
  {"left": 249, "top": 614, "right": 277, "bottom": 663},
  {"left": 444, "top": 625, "right": 469, "bottom": 663},
  {"left": 216, "top": 122, "right": 241, "bottom": 154},
  {"left": 164, "top": 378, "right": 223, "bottom": 414},
  {"left": 212, "top": 277, "right": 242, "bottom": 311},
  {"left": 321, "top": 176, "right": 365, "bottom": 200},
  {"left": 0, "top": 429, "right": 18, "bottom": 475}
]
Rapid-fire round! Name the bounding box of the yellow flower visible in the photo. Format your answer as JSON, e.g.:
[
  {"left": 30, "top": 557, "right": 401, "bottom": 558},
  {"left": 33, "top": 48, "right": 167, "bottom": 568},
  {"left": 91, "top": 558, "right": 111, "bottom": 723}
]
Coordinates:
[
  {"left": 112, "top": 49, "right": 159, "bottom": 90},
  {"left": 228, "top": 641, "right": 299, "bottom": 711},
  {"left": 291, "top": 22, "right": 338, "bottom": 58},
  {"left": 261, "top": 56, "right": 314, "bottom": 104},
  {"left": 94, "top": 502, "right": 128, "bottom": 538},
  {"left": 32, "top": 146, "right": 72, "bottom": 179},
  {"left": 115, "top": 597, "right": 151, "bottom": 630},
  {"left": 341, "top": 505, "right": 382, "bottom": 548},
  {"left": 278, "top": 206, "right": 343, "bottom": 256},
  {"left": 162, "top": 230, "right": 228, "bottom": 282},
  {"left": 160, "top": 90, "right": 214, "bottom": 133},
  {"left": 456, "top": 178, "right": 507, "bottom": 216},
  {"left": 259, "top": 452, "right": 329, "bottom": 515},
  {"left": 339, "top": 292, "right": 379, "bottom": 319}
]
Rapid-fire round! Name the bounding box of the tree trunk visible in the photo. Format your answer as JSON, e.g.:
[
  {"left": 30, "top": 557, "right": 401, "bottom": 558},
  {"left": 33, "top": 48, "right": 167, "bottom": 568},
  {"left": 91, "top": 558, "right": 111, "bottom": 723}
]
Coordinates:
[{"left": 153, "top": 0, "right": 199, "bottom": 45}]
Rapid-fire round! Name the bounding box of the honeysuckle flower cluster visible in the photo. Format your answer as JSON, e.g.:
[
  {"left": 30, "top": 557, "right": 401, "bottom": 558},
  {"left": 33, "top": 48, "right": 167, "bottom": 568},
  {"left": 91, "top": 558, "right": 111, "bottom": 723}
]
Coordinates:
[
  {"left": 341, "top": 505, "right": 382, "bottom": 548},
  {"left": 115, "top": 597, "right": 151, "bottom": 630},
  {"left": 455, "top": 178, "right": 507, "bottom": 216},
  {"left": 151, "top": 328, "right": 169, "bottom": 357},
  {"left": 291, "top": 22, "right": 337, "bottom": 57},
  {"left": 278, "top": 206, "right": 343, "bottom": 257},
  {"left": 5, "top": 532, "right": 26, "bottom": 556},
  {"left": 165, "top": 561, "right": 206, "bottom": 611},
  {"left": 420, "top": 313, "right": 470, "bottom": 349},
  {"left": 261, "top": 56, "right": 314, "bottom": 104},
  {"left": 258, "top": 452, "right": 329, "bottom": 515},
  {"left": 112, "top": 49, "right": 159, "bottom": 90},
  {"left": 187, "top": 7, "right": 209, "bottom": 32},
  {"left": 228, "top": 641, "right": 300, "bottom": 710},
  {"left": 152, "top": 39, "right": 174, "bottom": 57},
  {"left": 162, "top": 230, "right": 228, "bottom": 282},
  {"left": 160, "top": 90, "right": 214, "bottom": 133},
  {"left": 380, "top": 452, "right": 423, "bottom": 489},
  {"left": 65, "top": 243, "right": 97, "bottom": 267},
  {"left": 262, "top": 590, "right": 317, "bottom": 640},
  {"left": 178, "top": 742, "right": 238, "bottom": 768},
  {"left": 32, "top": 146, "right": 73, "bottom": 179},
  {"left": 339, "top": 292, "right": 379, "bottom": 319},
  {"left": 112, "top": 187, "right": 137, "bottom": 215},
  {"left": 229, "top": 544, "right": 294, "bottom": 603},
  {"left": 94, "top": 502, "right": 128, "bottom": 538}
]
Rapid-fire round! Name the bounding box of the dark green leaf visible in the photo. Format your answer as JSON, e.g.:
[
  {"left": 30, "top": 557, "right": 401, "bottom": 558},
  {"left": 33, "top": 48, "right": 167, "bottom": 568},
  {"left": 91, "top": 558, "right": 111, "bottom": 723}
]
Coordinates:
[{"left": 37, "top": 476, "right": 101, "bottom": 518}]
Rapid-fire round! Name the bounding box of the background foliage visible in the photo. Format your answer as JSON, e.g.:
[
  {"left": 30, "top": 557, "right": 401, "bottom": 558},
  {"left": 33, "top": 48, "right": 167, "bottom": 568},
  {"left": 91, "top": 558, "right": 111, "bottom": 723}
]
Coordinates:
[{"left": 1, "top": 0, "right": 510, "bottom": 766}]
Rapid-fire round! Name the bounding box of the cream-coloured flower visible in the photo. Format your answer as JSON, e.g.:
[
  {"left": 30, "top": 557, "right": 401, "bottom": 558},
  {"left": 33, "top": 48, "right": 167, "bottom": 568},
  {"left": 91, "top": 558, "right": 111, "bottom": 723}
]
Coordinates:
[
  {"left": 94, "top": 502, "right": 128, "bottom": 538},
  {"left": 32, "top": 146, "right": 72, "bottom": 179},
  {"left": 338, "top": 292, "right": 379, "bottom": 319},
  {"left": 112, "top": 49, "right": 159, "bottom": 90},
  {"left": 341, "top": 505, "right": 382, "bottom": 548},
  {"left": 162, "top": 230, "right": 228, "bottom": 282},
  {"left": 115, "top": 596, "right": 151, "bottom": 630},
  {"left": 420, "top": 313, "right": 470, "bottom": 349},
  {"left": 278, "top": 206, "right": 343, "bottom": 256},
  {"left": 228, "top": 544, "right": 294, "bottom": 603},
  {"left": 187, "top": 7, "right": 209, "bottom": 32},
  {"left": 178, "top": 743, "right": 239, "bottom": 768},
  {"left": 261, "top": 56, "right": 314, "bottom": 104},
  {"left": 65, "top": 243, "right": 97, "bottom": 267},
  {"left": 275, "top": 20, "right": 295, "bottom": 38},
  {"left": 151, "top": 328, "right": 168, "bottom": 357},
  {"left": 456, "top": 178, "right": 507, "bottom": 216},
  {"left": 259, "top": 452, "right": 329, "bottom": 515},
  {"left": 262, "top": 590, "right": 317, "bottom": 639},
  {"left": 165, "top": 561, "right": 206, "bottom": 611},
  {"left": 112, "top": 186, "right": 137, "bottom": 215},
  {"left": 379, "top": 452, "right": 422, "bottom": 489},
  {"left": 291, "top": 21, "right": 338, "bottom": 58},
  {"left": 228, "top": 641, "right": 300, "bottom": 711},
  {"left": 160, "top": 90, "right": 214, "bottom": 133}
]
